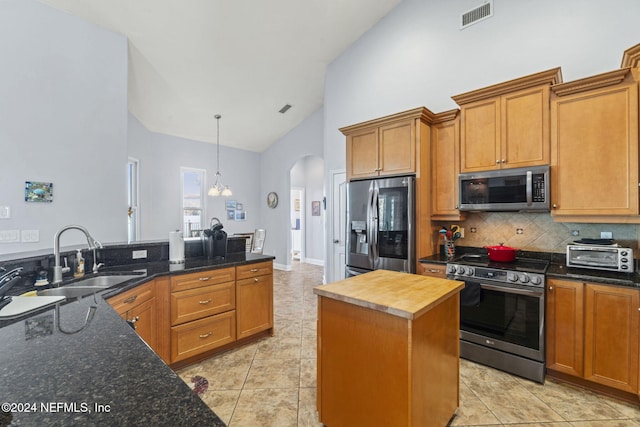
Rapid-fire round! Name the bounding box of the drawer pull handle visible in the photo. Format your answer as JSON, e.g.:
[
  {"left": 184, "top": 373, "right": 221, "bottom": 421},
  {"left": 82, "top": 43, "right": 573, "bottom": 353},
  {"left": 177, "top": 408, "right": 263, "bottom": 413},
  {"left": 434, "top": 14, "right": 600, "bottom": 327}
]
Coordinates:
[
  {"left": 254, "top": 278, "right": 259, "bottom": 282},
  {"left": 199, "top": 277, "right": 212, "bottom": 281},
  {"left": 250, "top": 268, "right": 259, "bottom": 272},
  {"left": 199, "top": 299, "right": 212, "bottom": 304},
  {"left": 428, "top": 269, "right": 441, "bottom": 273},
  {"left": 199, "top": 332, "right": 212, "bottom": 339},
  {"left": 123, "top": 295, "right": 138, "bottom": 304}
]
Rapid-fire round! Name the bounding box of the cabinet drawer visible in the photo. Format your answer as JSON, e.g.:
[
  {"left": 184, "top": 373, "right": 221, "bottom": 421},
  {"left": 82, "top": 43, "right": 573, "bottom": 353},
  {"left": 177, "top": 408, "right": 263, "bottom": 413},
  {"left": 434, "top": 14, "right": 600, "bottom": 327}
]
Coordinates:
[
  {"left": 170, "top": 282, "right": 235, "bottom": 326},
  {"left": 170, "top": 267, "right": 235, "bottom": 292},
  {"left": 419, "top": 262, "right": 447, "bottom": 279},
  {"left": 108, "top": 281, "right": 154, "bottom": 315},
  {"left": 170, "top": 311, "right": 236, "bottom": 363},
  {"left": 236, "top": 261, "right": 273, "bottom": 280}
]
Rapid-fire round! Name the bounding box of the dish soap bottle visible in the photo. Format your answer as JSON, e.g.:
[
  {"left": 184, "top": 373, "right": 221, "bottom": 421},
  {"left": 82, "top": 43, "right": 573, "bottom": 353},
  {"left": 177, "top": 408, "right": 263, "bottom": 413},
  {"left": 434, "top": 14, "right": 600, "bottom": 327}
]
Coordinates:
[{"left": 74, "top": 249, "right": 85, "bottom": 278}]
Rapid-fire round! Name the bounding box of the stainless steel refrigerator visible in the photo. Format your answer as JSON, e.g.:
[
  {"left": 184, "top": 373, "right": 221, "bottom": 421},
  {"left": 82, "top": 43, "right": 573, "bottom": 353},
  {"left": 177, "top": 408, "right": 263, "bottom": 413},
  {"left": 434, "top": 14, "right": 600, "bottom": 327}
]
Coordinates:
[{"left": 345, "top": 175, "right": 415, "bottom": 276}]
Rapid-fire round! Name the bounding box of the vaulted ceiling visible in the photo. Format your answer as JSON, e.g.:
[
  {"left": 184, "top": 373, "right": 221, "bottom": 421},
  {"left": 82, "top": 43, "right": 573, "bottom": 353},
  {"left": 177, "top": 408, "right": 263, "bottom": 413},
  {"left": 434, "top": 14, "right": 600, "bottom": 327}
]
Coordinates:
[{"left": 38, "top": 0, "right": 402, "bottom": 152}]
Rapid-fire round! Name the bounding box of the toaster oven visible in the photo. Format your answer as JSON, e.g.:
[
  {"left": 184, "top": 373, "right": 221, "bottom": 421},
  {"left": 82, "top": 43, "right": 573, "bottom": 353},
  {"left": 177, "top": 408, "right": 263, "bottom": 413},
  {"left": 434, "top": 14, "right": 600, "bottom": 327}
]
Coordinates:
[{"left": 566, "top": 245, "right": 634, "bottom": 272}]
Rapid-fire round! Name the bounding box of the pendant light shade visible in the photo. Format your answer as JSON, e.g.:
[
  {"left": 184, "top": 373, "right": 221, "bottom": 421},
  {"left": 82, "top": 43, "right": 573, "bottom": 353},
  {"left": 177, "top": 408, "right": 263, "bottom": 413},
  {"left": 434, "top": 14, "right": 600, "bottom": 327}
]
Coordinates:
[{"left": 208, "top": 114, "right": 232, "bottom": 197}]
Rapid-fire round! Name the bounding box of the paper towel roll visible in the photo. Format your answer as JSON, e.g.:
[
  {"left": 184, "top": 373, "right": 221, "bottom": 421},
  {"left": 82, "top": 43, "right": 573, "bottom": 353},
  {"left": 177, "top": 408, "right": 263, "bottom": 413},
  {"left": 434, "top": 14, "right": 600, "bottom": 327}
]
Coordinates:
[{"left": 169, "top": 230, "right": 185, "bottom": 264}]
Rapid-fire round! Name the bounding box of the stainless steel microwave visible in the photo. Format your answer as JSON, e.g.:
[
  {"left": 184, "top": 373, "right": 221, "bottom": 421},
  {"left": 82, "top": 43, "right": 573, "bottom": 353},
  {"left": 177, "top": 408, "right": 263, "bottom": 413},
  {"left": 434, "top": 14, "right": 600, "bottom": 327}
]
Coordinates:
[{"left": 459, "top": 165, "right": 550, "bottom": 211}]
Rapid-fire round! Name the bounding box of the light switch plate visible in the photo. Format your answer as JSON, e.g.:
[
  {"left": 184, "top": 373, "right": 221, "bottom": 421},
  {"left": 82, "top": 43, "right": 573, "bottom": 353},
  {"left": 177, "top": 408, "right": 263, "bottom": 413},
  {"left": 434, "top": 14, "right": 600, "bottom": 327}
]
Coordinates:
[
  {"left": 0, "top": 230, "right": 19, "bottom": 242},
  {"left": 0, "top": 206, "right": 9, "bottom": 219}
]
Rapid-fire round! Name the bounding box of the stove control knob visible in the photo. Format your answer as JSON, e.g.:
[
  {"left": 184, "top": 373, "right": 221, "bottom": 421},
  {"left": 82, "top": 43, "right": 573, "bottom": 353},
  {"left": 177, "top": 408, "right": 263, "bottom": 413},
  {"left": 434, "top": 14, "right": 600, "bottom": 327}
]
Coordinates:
[
  {"left": 507, "top": 273, "right": 518, "bottom": 282},
  {"left": 457, "top": 266, "right": 466, "bottom": 275},
  {"left": 518, "top": 274, "right": 530, "bottom": 283},
  {"left": 465, "top": 267, "right": 474, "bottom": 276},
  {"left": 447, "top": 265, "right": 458, "bottom": 274},
  {"left": 530, "top": 275, "right": 542, "bottom": 285}
]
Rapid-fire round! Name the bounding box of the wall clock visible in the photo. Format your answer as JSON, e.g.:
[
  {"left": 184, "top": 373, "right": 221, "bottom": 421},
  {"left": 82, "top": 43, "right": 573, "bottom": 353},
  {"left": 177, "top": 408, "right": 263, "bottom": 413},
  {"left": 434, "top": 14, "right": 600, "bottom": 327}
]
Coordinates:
[{"left": 267, "top": 192, "right": 278, "bottom": 209}]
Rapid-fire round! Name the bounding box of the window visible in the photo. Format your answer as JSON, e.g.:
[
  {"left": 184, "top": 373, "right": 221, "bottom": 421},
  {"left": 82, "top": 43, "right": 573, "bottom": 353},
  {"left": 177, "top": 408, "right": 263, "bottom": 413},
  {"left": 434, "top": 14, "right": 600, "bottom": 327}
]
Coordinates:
[
  {"left": 182, "top": 168, "right": 206, "bottom": 238},
  {"left": 127, "top": 158, "right": 140, "bottom": 242}
]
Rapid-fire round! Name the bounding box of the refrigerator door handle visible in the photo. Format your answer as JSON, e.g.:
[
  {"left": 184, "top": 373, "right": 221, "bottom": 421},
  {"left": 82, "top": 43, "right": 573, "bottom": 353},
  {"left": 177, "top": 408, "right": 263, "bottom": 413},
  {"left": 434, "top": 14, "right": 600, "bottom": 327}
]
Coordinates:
[
  {"left": 366, "top": 181, "right": 375, "bottom": 266},
  {"left": 371, "top": 182, "right": 379, "bottom": 264}
]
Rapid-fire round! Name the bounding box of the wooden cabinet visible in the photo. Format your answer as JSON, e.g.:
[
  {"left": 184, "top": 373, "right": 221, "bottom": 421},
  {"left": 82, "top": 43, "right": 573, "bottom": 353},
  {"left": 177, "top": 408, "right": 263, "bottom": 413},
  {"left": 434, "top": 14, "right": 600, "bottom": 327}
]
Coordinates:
[
  {"left": 584, "top": 283, "right": 639, "bottom": 394},
  {"left": 453, "top": 68, "right": 561, "bottom": 173},
  {"left": 546, "top": 278, "right": 584, "bottom": 377},
  {"left": 108, "top": 281, "right": 158, "bottom": 351},
  {"left": 431, "top": 110, "right": 464, "bottom": 220},
  {"left": 546, "top": 278, "right": 640, "bottom": 395},
  {"left": 341, "top": 108, "right": 432, "bottom": 181},
  {"left": 236, "top": 261, "right": 274, "bottom": 339},
  {"left": 169, "top": 267, "right": 236, "bottom": 363},
  {"left": 550, "top": 68, "right": 640, "bottom": 222},
  {"left": 418, "top": 262, "right": 447, "bottom": 279}
]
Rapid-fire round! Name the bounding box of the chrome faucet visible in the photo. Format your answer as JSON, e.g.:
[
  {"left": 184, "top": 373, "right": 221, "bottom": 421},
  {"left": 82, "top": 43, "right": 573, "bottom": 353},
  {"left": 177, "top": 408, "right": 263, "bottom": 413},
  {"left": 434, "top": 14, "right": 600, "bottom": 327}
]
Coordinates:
[{"left": 53, "top": 225, "right": 102, "bottom": 285}]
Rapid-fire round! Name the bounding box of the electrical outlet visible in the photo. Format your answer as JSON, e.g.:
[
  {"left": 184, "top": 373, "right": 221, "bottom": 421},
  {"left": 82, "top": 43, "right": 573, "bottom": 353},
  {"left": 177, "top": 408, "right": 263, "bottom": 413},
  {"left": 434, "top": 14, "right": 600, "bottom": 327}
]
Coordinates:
[
  {"left": 132, "top": 249, "right": 147, "bottom": 259},
  {"left": 571, "top": 230, "right": 580, "bottom": 236},
  {"left": 0, "top": 206, "right": 9, "bottom": 219},
  {"left": 601, "top": 231, "right": 613, "bottom": 239},
  {"left": 21, "top": 229, "right": 39, "bottom": 242}
]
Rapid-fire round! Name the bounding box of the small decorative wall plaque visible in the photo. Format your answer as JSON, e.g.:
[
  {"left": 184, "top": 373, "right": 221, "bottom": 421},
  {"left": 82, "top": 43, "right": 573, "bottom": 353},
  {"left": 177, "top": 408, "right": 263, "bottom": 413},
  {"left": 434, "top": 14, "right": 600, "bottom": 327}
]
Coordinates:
[
  {"left": 25, "top": 181, "right": 53, "bottom": 203},
  {"left": 312, "top": 201, "right": 321, "bottom": 216}
]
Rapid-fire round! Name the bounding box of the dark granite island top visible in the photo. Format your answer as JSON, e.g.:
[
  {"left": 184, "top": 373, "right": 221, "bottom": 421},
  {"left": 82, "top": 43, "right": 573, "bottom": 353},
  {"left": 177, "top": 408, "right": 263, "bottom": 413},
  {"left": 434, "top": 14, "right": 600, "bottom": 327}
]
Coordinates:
[{"left": 0, "top": 252, "right": 274, "bottom": 426}]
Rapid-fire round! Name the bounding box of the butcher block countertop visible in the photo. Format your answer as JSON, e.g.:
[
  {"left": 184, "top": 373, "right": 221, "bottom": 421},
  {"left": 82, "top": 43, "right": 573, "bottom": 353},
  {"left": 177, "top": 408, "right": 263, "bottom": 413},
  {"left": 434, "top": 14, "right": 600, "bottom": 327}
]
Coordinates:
[{"left": 313, "top": 269, "right": 464, "bottom": 320}]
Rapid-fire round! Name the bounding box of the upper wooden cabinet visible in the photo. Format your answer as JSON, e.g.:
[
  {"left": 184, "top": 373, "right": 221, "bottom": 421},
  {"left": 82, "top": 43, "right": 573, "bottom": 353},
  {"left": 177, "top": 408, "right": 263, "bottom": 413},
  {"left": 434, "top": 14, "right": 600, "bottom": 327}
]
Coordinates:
[
  {"left": 341, "top": 108, "right": 432, "bottom": 181},
  {"left": 452, "top": 68, "right": 562, "bottom": 173},
  {"left": 550, "top": 68, "right": 639, "bottom": 222},
  {"left": 430, "top": 109, "right": 464, "bottom": 220}
]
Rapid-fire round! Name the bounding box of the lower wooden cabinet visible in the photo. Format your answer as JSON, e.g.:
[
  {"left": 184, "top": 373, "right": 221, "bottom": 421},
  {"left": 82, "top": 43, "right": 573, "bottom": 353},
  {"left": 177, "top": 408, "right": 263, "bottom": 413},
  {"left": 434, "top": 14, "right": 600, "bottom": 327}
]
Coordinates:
[
  {"left": 546, "top": 278, "right": 640, "bottom": 395},
  {"left": 418, "top": 262, "right": 447, "bottom": 279},
  {"left": 236, "top": 262, "right": 274, "bottom": 339},
  {"left": 107, "top": 281, "right": 158, "bottom": 351},
  {"left": 170, "top": 311, "right": 236, "bottom": 363},
  {"left": 108, "top": 260, "right": 274, "bottom": 366}
]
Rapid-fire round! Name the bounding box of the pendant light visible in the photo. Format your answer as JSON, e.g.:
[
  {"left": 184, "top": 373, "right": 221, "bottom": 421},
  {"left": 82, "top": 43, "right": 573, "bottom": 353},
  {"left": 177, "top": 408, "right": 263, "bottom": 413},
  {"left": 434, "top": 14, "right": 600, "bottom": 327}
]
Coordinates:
[{"left": 208, "top": 114, "right": 232, "bottom": 197}]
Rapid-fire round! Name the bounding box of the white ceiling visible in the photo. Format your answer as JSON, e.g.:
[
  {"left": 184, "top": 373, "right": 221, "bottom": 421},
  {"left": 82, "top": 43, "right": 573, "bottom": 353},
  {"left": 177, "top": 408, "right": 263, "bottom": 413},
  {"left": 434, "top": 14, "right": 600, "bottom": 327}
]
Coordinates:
[{"left": 38, "top": 0, "right": 401, "bottom": 152}]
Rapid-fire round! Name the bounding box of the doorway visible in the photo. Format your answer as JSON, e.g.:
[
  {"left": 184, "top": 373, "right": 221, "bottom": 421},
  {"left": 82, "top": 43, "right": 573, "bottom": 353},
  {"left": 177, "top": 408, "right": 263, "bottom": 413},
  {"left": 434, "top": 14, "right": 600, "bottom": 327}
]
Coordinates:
[{"left": 291, "top": 187, "right": 305, "bottom": 261}]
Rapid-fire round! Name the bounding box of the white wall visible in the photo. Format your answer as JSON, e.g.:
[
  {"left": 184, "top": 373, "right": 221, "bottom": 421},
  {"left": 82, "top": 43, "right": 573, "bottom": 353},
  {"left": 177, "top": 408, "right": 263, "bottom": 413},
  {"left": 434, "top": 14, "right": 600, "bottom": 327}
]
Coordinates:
[
  {"left": 260, "top": 108, "right": 324, "bottom": 270},
  {"left": 322, "top": 0, "right": 640, "bottom": 281},
  {"left": 127, "top": 114, "right": 261, "bottom": 240},
  {"left": 0, "top": 0, "right": 128, "bottom": 255}
]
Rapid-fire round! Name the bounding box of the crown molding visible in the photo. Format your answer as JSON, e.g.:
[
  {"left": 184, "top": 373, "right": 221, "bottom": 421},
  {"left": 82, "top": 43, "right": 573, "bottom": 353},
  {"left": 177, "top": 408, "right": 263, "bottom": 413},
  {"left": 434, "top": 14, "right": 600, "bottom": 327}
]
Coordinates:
[{"left": 551, "top": 68, "right": 633, "bottom": 97}]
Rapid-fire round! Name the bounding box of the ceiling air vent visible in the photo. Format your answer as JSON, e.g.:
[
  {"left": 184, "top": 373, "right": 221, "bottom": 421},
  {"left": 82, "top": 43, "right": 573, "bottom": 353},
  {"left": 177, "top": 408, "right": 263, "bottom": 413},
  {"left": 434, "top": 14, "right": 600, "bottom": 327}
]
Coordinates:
[
  {"left": 461, "top": 1, "right": 493, "bottom": 29},
  {"left": 278, "top": 104, "right": 292, "bottom": 114}
]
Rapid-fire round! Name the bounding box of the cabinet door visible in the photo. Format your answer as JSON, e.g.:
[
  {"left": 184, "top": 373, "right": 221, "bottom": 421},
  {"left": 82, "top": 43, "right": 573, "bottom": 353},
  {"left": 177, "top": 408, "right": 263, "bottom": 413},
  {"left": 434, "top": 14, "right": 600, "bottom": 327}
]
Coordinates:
[
  {"left": 545, "top": 279, "right": 584, "bottom": 377},
  {"left": 501, "top": 86, "right": 550, "bottom": 168},
  {"left": 584, "top": 283, "right": 639, "bottom": 394},
  {"left": 431, "top": 118, "right": 461, "bottom": 218},
  {"left": 236, "top": 274, "right": 273, "bottom": 339},
  {"left": 347, "top": 128, "right": 379, "bottom": 180},
  {"left": 418, "top": 262, "right": 447, "bottom": 279},
  {"left": 551, "top": 82, "right": 639, "bottom": 217},
  {"left": 378, "top": 120, "right": 415, "bottom": 176},
  {"left": 126, "top": 297, "right": 158, "bottom": 350},
  {"left": 460, "top": 98, "right": 501, "bottom": 172}
]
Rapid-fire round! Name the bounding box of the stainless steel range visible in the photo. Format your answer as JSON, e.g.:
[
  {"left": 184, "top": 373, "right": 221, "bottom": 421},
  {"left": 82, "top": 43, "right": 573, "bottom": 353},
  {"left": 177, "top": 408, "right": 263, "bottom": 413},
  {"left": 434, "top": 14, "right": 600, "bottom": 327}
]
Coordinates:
[{"left": 447, "top": 254, "right": 548, "bottom": 383}]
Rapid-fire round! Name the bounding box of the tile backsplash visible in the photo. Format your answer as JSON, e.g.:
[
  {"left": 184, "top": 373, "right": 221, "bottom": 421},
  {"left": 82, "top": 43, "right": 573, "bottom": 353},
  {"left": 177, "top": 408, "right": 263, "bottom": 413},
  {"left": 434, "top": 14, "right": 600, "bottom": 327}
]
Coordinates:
[{"left": 437, "top": 212, "right": 640, "bottom": 253}]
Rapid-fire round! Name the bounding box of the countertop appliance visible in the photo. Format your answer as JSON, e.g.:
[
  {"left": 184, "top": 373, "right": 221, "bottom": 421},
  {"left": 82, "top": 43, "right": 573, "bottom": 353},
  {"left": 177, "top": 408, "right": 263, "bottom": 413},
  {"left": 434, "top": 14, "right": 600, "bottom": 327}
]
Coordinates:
[
  {"left": 459, "top": 165, "right": 549, "bottom": 211},
  {"left": 566, "top": 244, "right": 634, "bottom": 272},
  {"left": 346, "top": 175, "right": 415, "bottom": 276},
  {"left": 447, "top": 254, "right": 548, "bottom": 383}
]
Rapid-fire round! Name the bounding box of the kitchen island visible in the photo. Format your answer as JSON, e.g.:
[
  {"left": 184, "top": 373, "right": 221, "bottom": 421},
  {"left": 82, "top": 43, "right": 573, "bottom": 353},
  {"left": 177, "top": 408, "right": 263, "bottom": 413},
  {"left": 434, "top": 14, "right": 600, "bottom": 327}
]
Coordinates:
[{"left": 314, "top": 270, "right": 464, "bottom": 427}]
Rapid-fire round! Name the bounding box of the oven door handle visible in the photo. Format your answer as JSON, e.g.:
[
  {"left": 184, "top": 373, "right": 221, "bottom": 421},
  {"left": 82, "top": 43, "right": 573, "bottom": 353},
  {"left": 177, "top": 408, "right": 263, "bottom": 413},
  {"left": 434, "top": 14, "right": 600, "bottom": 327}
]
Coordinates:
[{"left": 480, "top": 283, "right": 544, "bottom": 297}]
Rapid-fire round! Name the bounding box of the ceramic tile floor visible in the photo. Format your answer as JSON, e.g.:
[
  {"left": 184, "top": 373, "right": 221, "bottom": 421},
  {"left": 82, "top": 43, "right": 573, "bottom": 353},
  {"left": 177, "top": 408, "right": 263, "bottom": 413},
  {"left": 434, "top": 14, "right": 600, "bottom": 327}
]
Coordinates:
[{"left": 177, "top": 261, "right": 640, "bottom": 426}]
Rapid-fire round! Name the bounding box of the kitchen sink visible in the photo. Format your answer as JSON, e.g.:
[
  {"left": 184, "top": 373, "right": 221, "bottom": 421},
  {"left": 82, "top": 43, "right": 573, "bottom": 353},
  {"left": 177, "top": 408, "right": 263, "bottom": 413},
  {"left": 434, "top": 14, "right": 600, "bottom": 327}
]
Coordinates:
[{"left": 37, "top": 274, "right": 142, "bottom": 299}]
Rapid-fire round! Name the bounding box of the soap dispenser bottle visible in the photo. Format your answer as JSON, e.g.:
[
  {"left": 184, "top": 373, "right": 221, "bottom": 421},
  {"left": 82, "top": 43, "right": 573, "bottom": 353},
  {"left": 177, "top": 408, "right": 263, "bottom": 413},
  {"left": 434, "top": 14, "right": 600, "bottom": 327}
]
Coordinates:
[{"left": 74, "top": 249, "right": 85, "bottom": 278}]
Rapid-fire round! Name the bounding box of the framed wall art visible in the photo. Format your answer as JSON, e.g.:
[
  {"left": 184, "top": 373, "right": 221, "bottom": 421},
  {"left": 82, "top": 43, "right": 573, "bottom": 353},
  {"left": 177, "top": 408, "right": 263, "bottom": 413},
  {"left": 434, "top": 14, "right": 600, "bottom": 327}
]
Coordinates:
[{"left": 25, "top": 181, "right": 53, "bottom": 203}]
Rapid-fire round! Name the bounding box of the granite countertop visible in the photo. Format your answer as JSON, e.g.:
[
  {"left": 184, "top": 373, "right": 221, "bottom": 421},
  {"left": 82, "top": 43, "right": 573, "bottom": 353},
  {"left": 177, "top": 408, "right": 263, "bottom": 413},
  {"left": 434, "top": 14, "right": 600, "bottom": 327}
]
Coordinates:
[
  {"left": 0, "top": 253, "right": 274, "bottom": 426},
  {"left": 314, "top": 269, "right": 464, "bottom": 320},
  {"left": 419, "top": 247, "right": 640, "bottom": 288}
]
